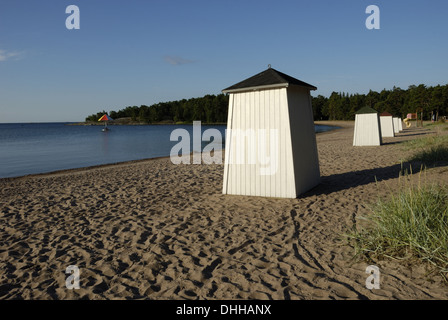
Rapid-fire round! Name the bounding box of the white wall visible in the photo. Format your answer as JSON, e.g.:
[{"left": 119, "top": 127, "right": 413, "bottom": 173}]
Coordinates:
[
  {"left": 380, "top": 116, "right": 395, "bottom": 138},
  {"left": 353, "top": 113, "right": 382, "bottom": 146},
  {"left": 286, "top": 86, "right": 320, "bottom": 196},
  {"left": 223, "top": 86, "right": 320, "bottom": 198},
  {"left": 393, "top": 117, "right": 400, "bottom": 133}
]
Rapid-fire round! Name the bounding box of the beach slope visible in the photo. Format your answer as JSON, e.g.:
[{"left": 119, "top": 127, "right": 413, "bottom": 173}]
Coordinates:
[{"left": 1, "top": 121, "right": 447, "bottom": 299}]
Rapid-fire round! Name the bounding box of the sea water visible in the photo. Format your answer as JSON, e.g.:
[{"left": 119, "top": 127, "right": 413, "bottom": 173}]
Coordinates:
[{"left": 0, "top": 123, "right": 337, "bottom": 178}]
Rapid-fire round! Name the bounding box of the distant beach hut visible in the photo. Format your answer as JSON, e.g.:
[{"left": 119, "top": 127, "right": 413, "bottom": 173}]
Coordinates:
[
  {"left": 221, "top": 66, "right": 320, "bottom": 198},
  {"left": 398, "top": 118, "right": 403, "bottom": 131},
  {"left": 393, "top": 117, "right": 400, "bottom": 134},
  {"left": 379, "top": 111, "right": 395, "bottom": 138},
  {"left": 98, "top": 114, "right": 113, "bottom": 132},
  {"left": 353, "top": 106, "right": 382, "bottom": 146}
]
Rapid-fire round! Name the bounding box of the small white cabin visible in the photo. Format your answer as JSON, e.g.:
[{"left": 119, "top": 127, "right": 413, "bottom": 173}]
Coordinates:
[
  {"left": 221, "top": 67, "right": 320, "bottom": 198},
  {"left": 353, "top": 106, "right": 382, "bottom": 146},
  {"left": 393, "top": 117, "right": 400, "bottom": 134},
  {"left": 379, "top": 111, "right": 395, "bottom": 138}
]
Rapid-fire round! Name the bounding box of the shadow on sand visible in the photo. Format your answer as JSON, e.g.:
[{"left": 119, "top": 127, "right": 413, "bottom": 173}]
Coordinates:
[
  {"left": 303, "top": 163, "right": 405, "bottom": 197},
  {"left": 298, "top": 126, "right": 445, "bottom": 198},
  {"left": 303, "top": 160, "right": 447, "bottom": 198}
]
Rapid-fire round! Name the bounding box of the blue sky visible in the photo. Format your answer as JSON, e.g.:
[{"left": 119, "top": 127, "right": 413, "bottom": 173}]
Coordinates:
[{"left": 0, "top": 0, "right": 447, "bottom": 122}]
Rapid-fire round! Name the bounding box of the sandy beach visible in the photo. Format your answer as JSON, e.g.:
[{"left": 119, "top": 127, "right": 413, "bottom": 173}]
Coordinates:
[{"left": 1, "top": 121, "right": 447, "bottom": 300}]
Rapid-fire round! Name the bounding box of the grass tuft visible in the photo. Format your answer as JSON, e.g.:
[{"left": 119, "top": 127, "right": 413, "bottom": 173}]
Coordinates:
[
  {"left": 348, "top": 170, "right": 448, "bottom": 279},
  {"left": 403, "top": 134, "right": 448, "bottom": 165}
]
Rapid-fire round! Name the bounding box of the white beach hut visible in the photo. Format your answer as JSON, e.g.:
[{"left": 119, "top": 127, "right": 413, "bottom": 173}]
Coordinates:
[
  {"left": 393, "top": 117, "right": 400, "bottom": 134},
  {"left": 398, "top": 118, "right": 403, "bottom": 131},
  {"left": 353, "top": 106, "right": 382, "bottom": 146},
  {"left": 221, "top": 67, "right": 320, "bottom": 198},
  {"left": 379, "top": 111, "right": 395, "bottom": 138}
]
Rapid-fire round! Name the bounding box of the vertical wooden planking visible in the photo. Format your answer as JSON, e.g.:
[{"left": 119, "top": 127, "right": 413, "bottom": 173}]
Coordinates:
[
  {"left": 279, "top": 88, "right": 288, "bottom": 198},
  {"left": 260, "top": 90, "right": 266, "bottom": 197},
  {"left": 282, "top": 88, "right": 290, "bottom": 197},
  {"left": 227, "top": 93, "right": 234, "bottom": 194},
  {"left": 223, "top": 93, "right": 234, "bottom": 194},
  {"left": 240, "top": 92, "right": 246, "bottom": 194},
  {"left": 250, "top": 90, "right": 256, "bottom": 196},
  {"left": 243, "top": 91, "right": 250, "bottom": 195},
  {"left": 273, "top": 88, "right": 280, "bottom": 197},
  {"left": 279, "top": 88, "right": 285, "bottom": 197},
  {"left": 284, "top": 88, "right": 289, "bottom": 197},
  {"left": 229, "top": 93, "right": 240, "bottom": 194},
  {"left": 377, "top": 114, "right": 383, "bottom": 144},
  {"left": 267, "top": 89, "right": 272, "bottom": 197},
  {"left": 236, "top": 92, "right": 242, "bottom": 195},
  {"left": 354, "top": 113, "right": 381, "bottom": 146},
  {"left": 353, "top": 115, "right": 356, "bottom": 146},
  {"left": 353, "top": 114, "right": 359, "bottom": 146},
  {"left": 249, "top": 91, "right": 254, "bottom": 196},
  {"left": 254, "top": 90, "right": 261, "bottom": 197},
  {"left": 264, "top": 89, "right": 270, "bottom": 197},
  {"left": 239, "top": 92, "right": 244, "bottom": 195},
  {"left": 224, "top": 80, "right": 320, "bottom": 198},
  {"left": 287, "top": 88, "right": 299, "bottom": 196},
  {"left": 285, "top": 89, "right": 295, "bottom": 198},
  {"left": 287, "top": 87, "right": 321, "bottom": 196},
  {"left": 380, "top": 116, "right": 394, "bottom": 137},
  {"left": 271, "top": 88, "right": 277, "bottom": 197}
]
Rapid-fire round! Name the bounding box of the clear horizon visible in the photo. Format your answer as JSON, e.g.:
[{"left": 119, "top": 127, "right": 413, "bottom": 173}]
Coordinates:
[{"left": 1, "top": 0, "right": 447, "bottom": 123}]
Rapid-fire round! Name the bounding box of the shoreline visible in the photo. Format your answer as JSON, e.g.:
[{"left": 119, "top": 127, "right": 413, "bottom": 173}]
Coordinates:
[
  {"left": 1, "top": 121, "right": 346, "bottom": 181},
  {"left": 68, "top": 121, "right": 229, "bottom": 126}
]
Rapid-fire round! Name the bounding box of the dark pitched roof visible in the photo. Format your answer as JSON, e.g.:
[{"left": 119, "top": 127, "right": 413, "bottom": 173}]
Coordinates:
[
  {"left": 222, "top": 67, "right": 317, "bottom": 93},
  {"left": 356, "top": 106, "right": 378, "bottom": 114}
]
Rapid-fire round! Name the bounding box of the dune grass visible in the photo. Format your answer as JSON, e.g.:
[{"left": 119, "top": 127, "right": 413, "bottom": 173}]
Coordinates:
[
  {"left": 412, "top": 144, "right": 448, "bottom": 164},
  {"left": 348, "top": 170, "right": 448, "bottom": 279},
  {"left": 402, "top": 134, "right": 448, "bottom": 165}
]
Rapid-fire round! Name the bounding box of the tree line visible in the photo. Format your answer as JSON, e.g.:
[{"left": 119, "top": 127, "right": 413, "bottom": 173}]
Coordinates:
[
  {"left": 86, "top": 84, "right": 448, "bottom": 123},
  {"left": 85, "top": 94, "right": 229, "bottom": 124},
  {"left": 312, "top": 84, "right": 448, "bottom": 121}
]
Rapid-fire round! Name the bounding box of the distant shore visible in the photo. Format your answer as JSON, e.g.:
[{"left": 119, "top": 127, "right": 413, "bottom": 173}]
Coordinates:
[
  {"left": 69, "top": 119, "right": 351, "bottom": 127},
  {"left": 68, "top": 118, "right": 227, "bottom": 126}
]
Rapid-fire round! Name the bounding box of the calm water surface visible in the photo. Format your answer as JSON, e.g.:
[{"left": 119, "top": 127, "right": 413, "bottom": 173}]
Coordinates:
[{"left": 0, "top": 123, "right": 337, "bottom": 178}]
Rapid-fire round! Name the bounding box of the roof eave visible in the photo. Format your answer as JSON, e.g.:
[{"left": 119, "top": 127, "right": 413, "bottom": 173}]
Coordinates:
[
  {"left": 222, "top": 83, "right": 288, "bottom": 94},
  {"left": 289, "top": 83, "right": 317, "bottom": 91},
  {"left": 222, "top": 83, "right": 316, "bottom": 94}
]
